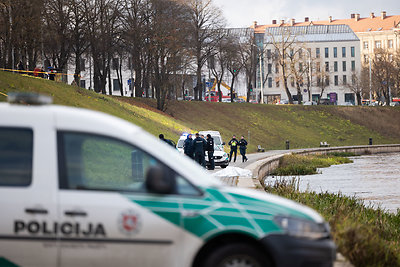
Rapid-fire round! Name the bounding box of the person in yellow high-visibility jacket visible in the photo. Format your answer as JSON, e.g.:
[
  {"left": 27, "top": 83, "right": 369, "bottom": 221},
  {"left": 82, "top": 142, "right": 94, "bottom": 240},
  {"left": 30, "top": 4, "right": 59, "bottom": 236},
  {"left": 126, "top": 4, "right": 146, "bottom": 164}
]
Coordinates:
[{"left": 228, "top": 135, "right": 239, "bottom": 162}]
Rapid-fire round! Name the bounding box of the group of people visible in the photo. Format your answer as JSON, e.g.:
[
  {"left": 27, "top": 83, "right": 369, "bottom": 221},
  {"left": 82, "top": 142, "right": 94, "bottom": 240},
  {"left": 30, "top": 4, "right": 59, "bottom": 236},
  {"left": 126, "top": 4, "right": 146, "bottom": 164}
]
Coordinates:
[
  {"left": 159, "top": 132, "right": 249, "bottom": 169},
  {"left": 228, "top": 135, "right": 248, "bottom": 163},
  {"left": 183, "top": 133, "right": 215, "bottom": 170}
]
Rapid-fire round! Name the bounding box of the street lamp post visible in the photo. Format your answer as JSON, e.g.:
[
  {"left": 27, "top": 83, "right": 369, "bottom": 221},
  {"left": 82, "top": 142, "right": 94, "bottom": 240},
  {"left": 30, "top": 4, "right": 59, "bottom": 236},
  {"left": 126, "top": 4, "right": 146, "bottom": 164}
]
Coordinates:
[
  {"left": 259, "top": 51, "right": 264, "bottom": 104},
  {"left": 369, "top": 56, "right": 372, "bottom": 103}
]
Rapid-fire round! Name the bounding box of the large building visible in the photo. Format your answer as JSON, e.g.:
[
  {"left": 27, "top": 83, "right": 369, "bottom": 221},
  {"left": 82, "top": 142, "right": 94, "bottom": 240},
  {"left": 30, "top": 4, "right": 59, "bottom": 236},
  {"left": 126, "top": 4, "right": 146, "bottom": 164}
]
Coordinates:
[
  {"left": 253, "top": 12, "right": 400, "bottom": 67},
  {"left": 255, "top": 24, "right": 360, "bottom": 105}
]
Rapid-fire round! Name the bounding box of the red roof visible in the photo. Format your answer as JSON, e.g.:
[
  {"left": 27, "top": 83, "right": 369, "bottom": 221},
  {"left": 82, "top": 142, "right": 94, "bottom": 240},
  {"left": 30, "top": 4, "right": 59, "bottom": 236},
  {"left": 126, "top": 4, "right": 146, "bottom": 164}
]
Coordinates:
[{"left": 252, "top": 14, "right": 400, "bottom": 33}]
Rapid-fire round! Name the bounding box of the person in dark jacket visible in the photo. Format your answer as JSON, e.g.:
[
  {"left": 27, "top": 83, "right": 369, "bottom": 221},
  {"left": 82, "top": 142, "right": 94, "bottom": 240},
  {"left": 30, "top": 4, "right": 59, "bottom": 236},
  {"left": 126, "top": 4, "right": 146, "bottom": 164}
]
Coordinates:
[
  {"left": 206, "top": 134, "right": 215, "bottom": 170},
  {"left": 238, "top": 136, "right": 248, "bottom": 162},
  {"left": 159, "top": 134, "right": 175, "bottom": 147},
  {"left": 183, "top": 134, "right": 194, "bottom": 159},
  {"left": 193, "top": 133, "right": 206, "bottom": 167},
  {"left": 228, "top": 135, "right": 239, "bottom": 162}
]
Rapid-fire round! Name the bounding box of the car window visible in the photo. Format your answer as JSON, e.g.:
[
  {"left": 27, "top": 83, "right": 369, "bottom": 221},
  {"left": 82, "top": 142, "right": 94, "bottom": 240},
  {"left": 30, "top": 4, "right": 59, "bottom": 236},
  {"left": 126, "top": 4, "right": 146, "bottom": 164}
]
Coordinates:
[
  {"left": 177, "top": 139, "right": 184, "bottom": 148},
  {"left": 0, "top": 128, "right": 33, "bottom": 187},
  {"left": 58, "top": 132, "right": 201, "bottom": 196}
]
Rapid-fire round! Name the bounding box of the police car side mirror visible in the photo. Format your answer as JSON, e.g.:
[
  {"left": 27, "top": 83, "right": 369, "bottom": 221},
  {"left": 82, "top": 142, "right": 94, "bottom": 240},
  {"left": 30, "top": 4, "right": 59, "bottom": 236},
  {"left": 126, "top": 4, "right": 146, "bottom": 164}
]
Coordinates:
[{"left": 145, "top": 165, "right": 176, "bottom": 195}]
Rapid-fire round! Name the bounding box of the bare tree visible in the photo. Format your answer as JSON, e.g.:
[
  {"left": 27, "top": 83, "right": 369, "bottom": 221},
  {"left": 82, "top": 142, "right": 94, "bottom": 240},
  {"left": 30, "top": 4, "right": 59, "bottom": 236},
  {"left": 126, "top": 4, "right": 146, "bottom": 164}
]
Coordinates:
[
  {"left": 370, "top": 48, "right": 396, "bottom": 105},
  {"left": 265, "top": 27, "right": 298, "bottom": 104},
  {"left": 186, "top": 0, "right": 225, "bottom": 101},
  {"left": 150, "top": 0, "right": 190, "bottom": 110},
  {"left": 238, "top": 32, "right": 257, "bottom": 102},
  {"left": 224, "top": 30, "right": 244, "bottom": 102},
  {"left": 69, "top": 0, "right": 89, "bottom": 85},
  {"left": 43, "top": 0, "right": 71, "bottom": 73},
  {"left": 209, "top": 32, "right": 229, "bottom": 102}
]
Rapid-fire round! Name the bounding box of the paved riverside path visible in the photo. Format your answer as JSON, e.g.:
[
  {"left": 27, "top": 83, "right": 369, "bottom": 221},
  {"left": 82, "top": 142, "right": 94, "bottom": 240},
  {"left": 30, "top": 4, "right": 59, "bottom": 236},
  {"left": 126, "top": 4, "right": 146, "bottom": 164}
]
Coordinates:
[{"left": 209, "top": 150, "right": 288, "bottom": 188}]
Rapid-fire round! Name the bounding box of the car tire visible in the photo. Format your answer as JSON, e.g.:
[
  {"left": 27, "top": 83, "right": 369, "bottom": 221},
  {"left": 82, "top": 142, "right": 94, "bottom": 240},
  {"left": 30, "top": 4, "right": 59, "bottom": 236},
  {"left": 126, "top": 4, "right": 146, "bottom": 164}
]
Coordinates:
[
  {"left": 221, "top": 165, "right": 227, "bottom": 168},
  {"left": 201, "top": 243, "right": 272, "bottom": 267}
]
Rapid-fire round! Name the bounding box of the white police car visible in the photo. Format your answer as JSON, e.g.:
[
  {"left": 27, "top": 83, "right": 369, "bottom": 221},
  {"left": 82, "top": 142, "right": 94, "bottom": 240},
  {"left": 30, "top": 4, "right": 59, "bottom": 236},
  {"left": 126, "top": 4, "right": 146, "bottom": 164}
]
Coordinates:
[{"left": 0, "top": 93, "right": 335, "bottom": 267}]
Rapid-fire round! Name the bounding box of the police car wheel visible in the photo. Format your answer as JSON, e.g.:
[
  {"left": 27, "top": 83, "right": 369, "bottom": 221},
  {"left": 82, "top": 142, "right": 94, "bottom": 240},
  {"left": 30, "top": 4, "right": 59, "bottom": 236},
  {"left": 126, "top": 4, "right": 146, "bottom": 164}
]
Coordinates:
[{"left": 203, "top": 243, "right": 271, "bottom": 267}]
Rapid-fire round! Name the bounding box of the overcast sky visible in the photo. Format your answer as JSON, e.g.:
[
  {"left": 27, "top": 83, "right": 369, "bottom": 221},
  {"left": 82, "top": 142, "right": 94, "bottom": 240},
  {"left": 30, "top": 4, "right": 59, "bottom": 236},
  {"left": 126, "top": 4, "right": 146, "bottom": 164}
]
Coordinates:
[{"left": 213, "top": 0, "right": 400, "bottom": 28}]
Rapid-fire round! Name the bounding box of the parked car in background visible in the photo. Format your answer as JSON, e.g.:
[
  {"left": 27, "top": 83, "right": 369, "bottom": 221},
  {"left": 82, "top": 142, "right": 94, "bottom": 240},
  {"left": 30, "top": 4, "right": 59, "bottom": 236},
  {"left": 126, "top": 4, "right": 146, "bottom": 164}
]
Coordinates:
[{"left": 303, "top": 101, "right": 317, "bottom": 106}]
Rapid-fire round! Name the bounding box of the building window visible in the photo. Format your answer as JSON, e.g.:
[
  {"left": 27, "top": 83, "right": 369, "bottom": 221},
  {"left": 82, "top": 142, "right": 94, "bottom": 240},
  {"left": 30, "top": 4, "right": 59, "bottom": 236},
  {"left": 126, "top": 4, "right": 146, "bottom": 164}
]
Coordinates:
[
  {"left": 325, "top": 76, "right": 330, "bottom": 86},
  {"left": 317, "top": 77, "right": 321, "bottom": 86},
  {"left": 80, "top": 58, "right": 86, "bottom": 72},
  {"left": 113, "top": 79, "right": 120, "bottom": 91},
  {"left": 333, "top": 47, "right": 337, "bottom": 58},
  {"left": 364, "top": 55, "right": 369, "bottom": 64},
  {"left": 342, "top": 61, "right": 346, "bottom": 72},
  {"left": 275, "top": 79, "right": 280, "bottom": 87},
  {"left": 334, "top": 75, "right": 338, "bottom": 86},
  {"left": 388, "top": 40, "right": 393, "bottom": 48},
  {"left": 342, "top": 47, "right": 346, "bottom": 57},
  {"left": 267, "top": 64, "right": 272, "bottom": 74},
  {"left": 345, "top": 93, "right": 355, "bottom": 104},
  {"left": 343, "top": 75, "right": 347, "bottom": 85},
  {"left": 267, "top": 49, "right": 271, "bottom": 60},
  {"left": 316, "top": 62, "right": 321, "bottom": 72},
  {"left": 316, "top": 48, "right": 320, "bottom": 58},
  {"left": 268, "top": 77, "right": 272, "bottom": 88},
  {"left": 363, "top": 41, "right": 368, "bottom": 49},
  {"left": 375, "top": 41, "right": 381, "bottom": 48},
  {"left": 275, "top": 64, "right": 279, "bottom": 73},
  {"left": 299, "top": 49, "right": 303, "bottom": 59},
  {"left": 334, "top": 61, "right": 338, "bottom": 72},
  {"left": 290, "top": 77, "right": 295, "bottom": 87},
  {"left": 112, "top": 58, "right": 119, "bottom": 70},
  {"left": 351, "top": 47, "right": 355, "bottom": 57},
  {"left": 351, "top": 61, "right": 355, "bottom": 71},
  {"left": 299, "top": 63, "right": 303, "bottom": 72},
  {"left": 325, "top": 62, "right": 329, "bottom": 72},
  {"left": 351, "top": 74, "right": 356, "bottom": 85},
  {"left": 325, "top": 47, "right": 329, "bottom": 58}
]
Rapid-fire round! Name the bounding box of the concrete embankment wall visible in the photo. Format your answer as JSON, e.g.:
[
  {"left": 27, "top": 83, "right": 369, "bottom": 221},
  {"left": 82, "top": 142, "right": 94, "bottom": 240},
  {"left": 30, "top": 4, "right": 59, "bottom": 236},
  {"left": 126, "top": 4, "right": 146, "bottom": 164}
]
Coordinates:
[{"left": 251, "top": 144, "right": 400, "bottom": 187}]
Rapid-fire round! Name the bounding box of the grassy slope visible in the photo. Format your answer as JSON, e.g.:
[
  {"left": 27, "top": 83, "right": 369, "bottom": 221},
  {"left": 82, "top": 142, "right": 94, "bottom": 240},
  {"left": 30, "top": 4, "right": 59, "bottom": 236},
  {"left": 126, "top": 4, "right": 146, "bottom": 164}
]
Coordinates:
[
  {"left": 1, "top": 71, "right": 400, "bottom": 151},
  {"left": 126, "top": 97, "right": 400, "bottom": 151},
  {"left": 0, "top": 72, "right": 191, "bottom": 142}
]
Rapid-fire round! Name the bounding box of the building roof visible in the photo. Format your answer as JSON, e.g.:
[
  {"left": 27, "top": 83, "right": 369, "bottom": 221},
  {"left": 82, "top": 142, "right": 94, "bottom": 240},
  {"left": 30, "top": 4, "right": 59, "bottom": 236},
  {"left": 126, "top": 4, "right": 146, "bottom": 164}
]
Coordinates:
[
  {"left": 252, "top": 13, "right": 400, "bottom": 34},
  {"left": 264, "top": 25, "right": 359, "bottom": 43}
]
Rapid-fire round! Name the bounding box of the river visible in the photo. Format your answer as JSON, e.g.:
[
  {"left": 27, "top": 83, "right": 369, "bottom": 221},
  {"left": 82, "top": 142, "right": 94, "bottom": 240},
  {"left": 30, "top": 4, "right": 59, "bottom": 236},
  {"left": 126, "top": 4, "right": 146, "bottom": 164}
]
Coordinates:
[{"left": 265, "top": 153, "right": 400, "bottom": 213}]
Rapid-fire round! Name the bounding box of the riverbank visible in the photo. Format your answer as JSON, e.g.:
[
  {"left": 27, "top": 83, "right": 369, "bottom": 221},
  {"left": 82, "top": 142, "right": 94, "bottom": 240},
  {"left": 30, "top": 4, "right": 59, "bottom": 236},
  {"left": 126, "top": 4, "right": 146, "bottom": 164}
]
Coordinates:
[
  {"left": 265, "top": 177, "right": 400, "bottom": 267},
  {"left": 270, "top": 153, "right": 354, "bottom": 176},
  {"left": 237, "top": 145, "right": 400, "bottom": 267}
]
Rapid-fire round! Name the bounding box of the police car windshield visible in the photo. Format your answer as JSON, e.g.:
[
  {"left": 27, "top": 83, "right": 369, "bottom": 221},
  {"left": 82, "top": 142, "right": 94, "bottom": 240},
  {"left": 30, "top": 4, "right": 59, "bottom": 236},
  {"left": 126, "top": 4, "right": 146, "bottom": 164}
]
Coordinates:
[
  {"left": 213, "top": 136, "right": 222, "bottom": 146},
  {"left": 177, "top": 139, "right": 184, "bottom": 148}
]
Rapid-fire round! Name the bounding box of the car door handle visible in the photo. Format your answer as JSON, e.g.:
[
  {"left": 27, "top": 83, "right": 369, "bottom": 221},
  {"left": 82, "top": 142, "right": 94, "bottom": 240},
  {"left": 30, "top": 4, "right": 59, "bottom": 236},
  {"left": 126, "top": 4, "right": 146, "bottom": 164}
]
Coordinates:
[
  {"left": 64, "top": 210, "right": 87, "bottom": 217},
  {"left": 25, "top": 208, "right": 48, "bottom": 214}
]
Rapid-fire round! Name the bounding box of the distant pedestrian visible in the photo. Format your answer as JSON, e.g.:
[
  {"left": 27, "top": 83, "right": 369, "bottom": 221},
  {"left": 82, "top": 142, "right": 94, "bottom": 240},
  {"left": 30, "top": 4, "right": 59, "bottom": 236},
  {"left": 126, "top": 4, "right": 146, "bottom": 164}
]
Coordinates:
[
  {"left": 239, "top": 136, "right": 248, "bottom": 162},
  {"left": 48, "top": 67, "right": 55, "bottom": 81},
  {"left": 17, "top": 61, "right": 25, "bottom": 74},
  {"left": 184, "top": 134, "right": 194, "bottom": 159},
  {"left": 193, "top": 133, "right": 206, "bottom": 167},
  {"left": 228, "top": 135, "right": 239, "bottom": 162},
  {"left": 159, "top": 134, "right": 175, "bottom": 147},
  {"left": 206, "top": 134, "right": 215, "bottom": 170}
]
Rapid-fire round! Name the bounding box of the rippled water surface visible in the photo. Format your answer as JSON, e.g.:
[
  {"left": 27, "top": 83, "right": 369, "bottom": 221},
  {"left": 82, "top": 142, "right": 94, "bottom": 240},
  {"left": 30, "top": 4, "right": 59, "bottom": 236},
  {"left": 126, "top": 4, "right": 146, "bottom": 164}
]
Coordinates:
[{"left": 267, "top": 153, "right": 400, "bottom": 213}]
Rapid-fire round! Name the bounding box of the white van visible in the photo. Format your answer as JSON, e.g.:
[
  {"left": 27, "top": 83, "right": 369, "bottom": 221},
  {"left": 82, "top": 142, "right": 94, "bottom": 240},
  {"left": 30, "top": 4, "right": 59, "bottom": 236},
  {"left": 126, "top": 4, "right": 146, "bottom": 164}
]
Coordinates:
[{"left": 0, "top": 93, "right": 335, "bottom": 267}]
